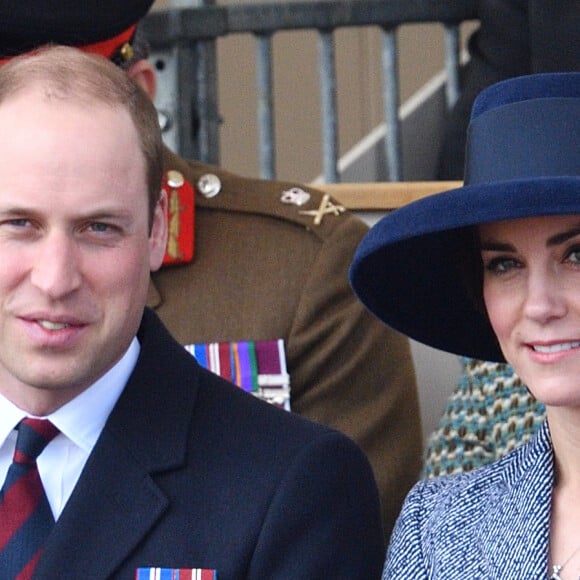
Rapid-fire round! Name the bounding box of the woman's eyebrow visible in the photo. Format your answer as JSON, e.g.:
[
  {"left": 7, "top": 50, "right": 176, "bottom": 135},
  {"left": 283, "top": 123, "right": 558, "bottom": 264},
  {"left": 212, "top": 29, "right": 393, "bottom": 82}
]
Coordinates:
[
  {"left": 479, "top": 240, "right": 514, "bottom": 252},
  {"left": 480, "top": 225, "right": 580, "bottom": 251},
  {"left": 547, "top": 226, "right": 580, "bottom": 247}
]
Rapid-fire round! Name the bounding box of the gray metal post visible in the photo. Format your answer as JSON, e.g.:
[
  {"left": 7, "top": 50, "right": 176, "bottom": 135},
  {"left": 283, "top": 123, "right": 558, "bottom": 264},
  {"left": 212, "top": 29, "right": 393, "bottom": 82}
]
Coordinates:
[
  {"left": 443, "top": 23, "right": 461, "bottom": 109},
  {"left": 381, "top": 27, "right": 401, "bottom": 181},
  {"left": 256, "top": 34, "right": 276, "bottom": 180},
  {"left": 195, "top": 39, "right": 220, "bottom": 164},
  {"left": 318, "top": 30, "right": 339, "bottom": 183}
]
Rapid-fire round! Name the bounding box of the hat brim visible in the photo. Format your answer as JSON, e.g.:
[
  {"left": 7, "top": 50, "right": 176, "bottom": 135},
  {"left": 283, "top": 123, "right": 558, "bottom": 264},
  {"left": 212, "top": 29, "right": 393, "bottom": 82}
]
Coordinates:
[
  {"left": 0, "top": 0, "right": 156, "bottom": 56},
  {"left": 350, "top": 176, "right": 580, "bottom": 362}
]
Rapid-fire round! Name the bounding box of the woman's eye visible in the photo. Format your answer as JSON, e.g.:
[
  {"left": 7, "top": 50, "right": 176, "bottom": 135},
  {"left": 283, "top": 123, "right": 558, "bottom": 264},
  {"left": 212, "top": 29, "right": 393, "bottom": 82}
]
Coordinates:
[
  {"left": 483, "top": 256, "right": 519, "bottom": 274},
  {"left": 566, "top": 246, "right": 580, "bottom": 264}
]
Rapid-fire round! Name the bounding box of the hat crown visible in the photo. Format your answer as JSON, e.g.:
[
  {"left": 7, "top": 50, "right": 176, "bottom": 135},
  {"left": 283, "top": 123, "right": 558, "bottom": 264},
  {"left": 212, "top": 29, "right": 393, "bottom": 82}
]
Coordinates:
[
  {"left": 471, "top": 72, "right": 580, "bottom": 120},
  {"left": 464, "top": 72, "right": 580, "bottom": 186}
]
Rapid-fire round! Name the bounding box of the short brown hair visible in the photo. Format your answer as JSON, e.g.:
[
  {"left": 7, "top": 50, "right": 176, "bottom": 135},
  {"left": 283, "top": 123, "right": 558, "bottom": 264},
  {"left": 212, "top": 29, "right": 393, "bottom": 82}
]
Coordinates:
[{"left": 0, "top": 44, "right": 163, "bottom": 225}]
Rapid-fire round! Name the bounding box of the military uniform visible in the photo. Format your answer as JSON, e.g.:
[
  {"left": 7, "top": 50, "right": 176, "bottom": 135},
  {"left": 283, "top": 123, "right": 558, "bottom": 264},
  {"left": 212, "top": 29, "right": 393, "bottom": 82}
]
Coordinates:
[{"left": 149, "top": 148, "right": 422, "bottom": 539}]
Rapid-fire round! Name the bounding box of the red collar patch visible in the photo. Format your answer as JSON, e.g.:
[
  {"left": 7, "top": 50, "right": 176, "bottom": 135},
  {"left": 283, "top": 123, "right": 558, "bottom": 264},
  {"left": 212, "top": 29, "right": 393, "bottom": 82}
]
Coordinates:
[{"left": 162, "top": 170, "right": 195, "bottom": 266}]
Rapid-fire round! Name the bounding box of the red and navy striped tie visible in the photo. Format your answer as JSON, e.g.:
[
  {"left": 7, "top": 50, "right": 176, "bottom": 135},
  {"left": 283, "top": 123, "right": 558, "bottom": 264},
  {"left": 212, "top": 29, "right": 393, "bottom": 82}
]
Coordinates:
[{"left": 0, "top": 418, "right": 60, "bottom": 579}]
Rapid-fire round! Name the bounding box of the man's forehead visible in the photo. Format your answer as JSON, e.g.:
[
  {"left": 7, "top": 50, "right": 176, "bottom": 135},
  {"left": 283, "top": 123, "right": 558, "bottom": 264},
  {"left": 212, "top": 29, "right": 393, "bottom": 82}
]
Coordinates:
[
  {"left": 0, "top": 84, "right": 122, "bottom": 118},
  {"left": 0, "top": 90, "right": 140, "bottom": 158},
  {"left": 0, "top": 99, "right": 149, "bottom": 216}
]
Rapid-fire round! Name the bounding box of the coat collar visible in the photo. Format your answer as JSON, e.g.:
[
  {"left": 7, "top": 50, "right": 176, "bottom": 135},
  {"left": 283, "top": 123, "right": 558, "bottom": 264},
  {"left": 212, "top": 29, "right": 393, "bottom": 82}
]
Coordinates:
[
  {"left": 36, "top": 309, "right": 200, "bottom": 578},
  {"left": 476, "top": 422, "right": 554, "bottom": 578}
]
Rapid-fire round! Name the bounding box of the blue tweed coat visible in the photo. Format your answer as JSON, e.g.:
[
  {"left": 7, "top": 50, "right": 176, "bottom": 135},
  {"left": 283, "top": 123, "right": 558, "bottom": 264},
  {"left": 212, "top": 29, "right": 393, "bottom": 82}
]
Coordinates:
[{"left": 383, "top": 421, "right": 554, "bottom": 579}]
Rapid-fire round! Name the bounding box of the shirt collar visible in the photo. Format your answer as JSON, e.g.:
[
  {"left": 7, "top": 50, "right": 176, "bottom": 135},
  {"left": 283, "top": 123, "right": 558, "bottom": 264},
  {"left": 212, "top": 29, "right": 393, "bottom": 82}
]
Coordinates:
[
  {"left": 0, "top": 399, "right": 26, "bottom": 450},
  {"left": 0, "top": 337, "right": 140, "bottom": 454}
]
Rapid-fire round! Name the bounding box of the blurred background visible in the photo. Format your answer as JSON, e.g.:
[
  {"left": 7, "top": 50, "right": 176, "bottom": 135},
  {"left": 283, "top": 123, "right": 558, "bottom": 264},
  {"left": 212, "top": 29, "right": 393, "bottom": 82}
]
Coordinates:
[{"left": 151, "top": 0, "right": 477, "bottom": 183}]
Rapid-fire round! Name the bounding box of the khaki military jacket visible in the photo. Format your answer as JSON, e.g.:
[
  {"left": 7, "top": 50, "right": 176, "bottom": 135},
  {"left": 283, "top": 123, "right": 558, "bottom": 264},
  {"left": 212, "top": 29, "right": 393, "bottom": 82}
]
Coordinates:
[{"left": 148, "top": 147, "right": 422, "bottom": 539}]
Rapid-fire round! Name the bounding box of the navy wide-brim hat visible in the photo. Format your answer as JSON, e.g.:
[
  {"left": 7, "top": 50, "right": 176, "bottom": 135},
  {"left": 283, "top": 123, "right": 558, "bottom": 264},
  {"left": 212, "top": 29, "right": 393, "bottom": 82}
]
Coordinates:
[
  {"left": 350, "top": 72, "right": 580, "bottom": 362},
  {"left": 0, "top": 0, "right": 155, "bottom": 60}
]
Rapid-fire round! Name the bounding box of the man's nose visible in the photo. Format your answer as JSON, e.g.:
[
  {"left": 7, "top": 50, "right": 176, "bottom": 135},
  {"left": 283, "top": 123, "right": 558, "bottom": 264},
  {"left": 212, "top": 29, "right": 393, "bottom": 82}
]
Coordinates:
[{"left": 29, "top": 232, "right": 82, "bottom": 299}]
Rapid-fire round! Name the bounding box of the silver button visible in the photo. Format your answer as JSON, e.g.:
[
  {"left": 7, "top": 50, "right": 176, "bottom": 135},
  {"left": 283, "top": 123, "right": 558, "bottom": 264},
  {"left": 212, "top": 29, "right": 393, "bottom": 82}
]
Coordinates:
[{"left": 197, "top": 173, "right": 222, "bottom": 198}]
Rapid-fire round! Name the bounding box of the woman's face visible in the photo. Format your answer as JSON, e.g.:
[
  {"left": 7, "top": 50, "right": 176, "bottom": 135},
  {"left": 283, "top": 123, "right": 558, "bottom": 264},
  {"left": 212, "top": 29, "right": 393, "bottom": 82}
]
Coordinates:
[{"left": 480, "top": 215, "right": 580, "bottom": 406}]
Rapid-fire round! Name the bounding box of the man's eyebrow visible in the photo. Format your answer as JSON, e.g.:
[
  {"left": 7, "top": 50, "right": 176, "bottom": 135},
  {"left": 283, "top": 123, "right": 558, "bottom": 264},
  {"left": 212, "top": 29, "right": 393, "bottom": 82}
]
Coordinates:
[
  {"left": 0, "top": 206, "right": 42, "bottom": 220},
  {"left": 0, "top": 205, "right": 132, "bottom": 217},
  {"left": 77, "top": 209, "right": 135, "bottom": 222},
  {"left": 0, "top": 205, "right": 36, "bottom": 214}
]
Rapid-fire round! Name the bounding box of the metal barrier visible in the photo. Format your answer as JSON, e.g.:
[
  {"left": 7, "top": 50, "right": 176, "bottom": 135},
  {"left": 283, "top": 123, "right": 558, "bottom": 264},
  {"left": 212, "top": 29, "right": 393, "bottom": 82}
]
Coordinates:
[{"left": 142, "top": 0, "right": 478, "bottom": 182}]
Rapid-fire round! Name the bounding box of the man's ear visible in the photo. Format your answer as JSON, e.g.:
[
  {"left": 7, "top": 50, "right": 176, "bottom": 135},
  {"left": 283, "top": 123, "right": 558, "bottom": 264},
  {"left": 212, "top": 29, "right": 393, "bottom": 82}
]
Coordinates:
[
  {"left": 149, "top": 188, "right": 168, "bottom": 273},
  {"left": 128, "top": 59, "right": 157, "bottom": 100}
]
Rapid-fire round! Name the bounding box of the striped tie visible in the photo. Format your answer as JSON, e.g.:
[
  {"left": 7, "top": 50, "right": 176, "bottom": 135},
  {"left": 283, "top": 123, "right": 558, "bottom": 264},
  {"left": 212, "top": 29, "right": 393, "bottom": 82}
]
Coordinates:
[{"left": 0, "top": 418, "right": 60, "bottom": 579}]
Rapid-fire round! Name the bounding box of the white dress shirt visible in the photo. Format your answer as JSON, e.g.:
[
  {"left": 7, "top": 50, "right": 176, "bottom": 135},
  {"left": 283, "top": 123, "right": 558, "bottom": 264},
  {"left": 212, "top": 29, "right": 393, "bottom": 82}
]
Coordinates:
[{"left": 0, "top": 337, "right": 140, "bottom": 519}]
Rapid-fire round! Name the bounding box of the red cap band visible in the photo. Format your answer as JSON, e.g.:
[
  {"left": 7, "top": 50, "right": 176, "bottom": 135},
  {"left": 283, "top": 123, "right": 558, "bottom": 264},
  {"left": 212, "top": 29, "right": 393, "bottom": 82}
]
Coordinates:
[{"left": 79, "top": 24, "right": 136, "bottom": 58}]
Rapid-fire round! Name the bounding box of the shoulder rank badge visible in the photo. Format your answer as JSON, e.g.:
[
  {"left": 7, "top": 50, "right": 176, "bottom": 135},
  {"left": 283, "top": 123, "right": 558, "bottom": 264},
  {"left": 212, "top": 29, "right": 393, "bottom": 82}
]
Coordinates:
[{"left": 162, "top": 169, "right": 195, "bottom": 267}]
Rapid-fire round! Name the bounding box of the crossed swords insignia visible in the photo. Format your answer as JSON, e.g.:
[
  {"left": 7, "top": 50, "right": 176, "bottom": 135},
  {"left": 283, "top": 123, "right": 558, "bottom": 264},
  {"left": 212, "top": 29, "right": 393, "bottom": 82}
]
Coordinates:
[{"left": 299, "top": 194, "right": 345, "bottom": 225}]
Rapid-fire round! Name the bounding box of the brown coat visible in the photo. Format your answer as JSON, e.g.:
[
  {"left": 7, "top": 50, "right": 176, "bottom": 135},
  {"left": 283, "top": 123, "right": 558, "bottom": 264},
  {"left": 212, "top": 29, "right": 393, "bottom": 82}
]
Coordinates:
[{"left": 148, "top": 148, "right": 422, "bottom": 540}]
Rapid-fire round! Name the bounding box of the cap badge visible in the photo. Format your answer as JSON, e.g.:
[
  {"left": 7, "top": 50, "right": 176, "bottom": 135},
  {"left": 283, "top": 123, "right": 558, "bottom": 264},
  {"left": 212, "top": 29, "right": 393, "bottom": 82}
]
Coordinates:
[{"left": 119, "top": 42, "right": 134, "bottom": 62}]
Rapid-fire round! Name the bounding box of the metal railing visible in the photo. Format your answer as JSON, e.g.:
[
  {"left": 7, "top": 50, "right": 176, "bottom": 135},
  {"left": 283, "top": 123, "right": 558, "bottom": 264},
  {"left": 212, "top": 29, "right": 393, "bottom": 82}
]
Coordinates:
[{"left": 142, "top": 0, "right": 478, "bottom": 182}]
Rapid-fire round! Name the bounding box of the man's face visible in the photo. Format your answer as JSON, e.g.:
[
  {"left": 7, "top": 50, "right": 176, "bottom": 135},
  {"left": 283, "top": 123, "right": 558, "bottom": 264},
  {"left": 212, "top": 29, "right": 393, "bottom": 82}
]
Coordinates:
[{"left": 0, "top": 88, "right": 166, "bottom": 415}]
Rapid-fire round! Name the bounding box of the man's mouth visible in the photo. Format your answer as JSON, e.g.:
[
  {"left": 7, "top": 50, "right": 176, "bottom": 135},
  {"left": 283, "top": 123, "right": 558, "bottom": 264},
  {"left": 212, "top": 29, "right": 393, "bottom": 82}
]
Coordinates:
[{"left": 37, "top": 320, "right": 72, "bottom": 331}]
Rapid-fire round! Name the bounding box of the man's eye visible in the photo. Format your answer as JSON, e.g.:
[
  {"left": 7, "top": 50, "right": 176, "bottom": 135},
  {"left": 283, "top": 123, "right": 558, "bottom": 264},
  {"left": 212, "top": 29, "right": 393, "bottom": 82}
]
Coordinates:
[
  {"left": 7, "top": 218, "right": 31, "bottom": 227},
  {"left": 88, "top": 222, "right": 113, "bottom": 233}
]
